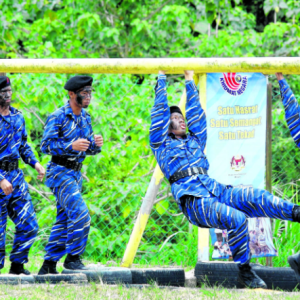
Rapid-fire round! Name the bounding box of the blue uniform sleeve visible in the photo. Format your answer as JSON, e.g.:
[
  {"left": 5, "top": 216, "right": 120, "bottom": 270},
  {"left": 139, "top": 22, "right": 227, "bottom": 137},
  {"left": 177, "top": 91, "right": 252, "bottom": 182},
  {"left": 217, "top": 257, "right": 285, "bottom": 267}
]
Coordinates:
[
  {"left": 0, "top": 171, "right": 5, "bottom": 181},
  {"left": 279, "top": 78, "right": 300, "bottom": 148},
  {"left": 185, "top": 80, "right": 207, "bottom": 151},
  {"left": 19, "top": 117, "right": 39, "bottom": 168},
  {"left": 85, "top": 116, "right": 101, "bottom": 155},
  {"left": 40, "top": 114, "right": 80, "bottom": 156},
  {"left": 149, "top": 75, "right": 170, "bottom": 152}
]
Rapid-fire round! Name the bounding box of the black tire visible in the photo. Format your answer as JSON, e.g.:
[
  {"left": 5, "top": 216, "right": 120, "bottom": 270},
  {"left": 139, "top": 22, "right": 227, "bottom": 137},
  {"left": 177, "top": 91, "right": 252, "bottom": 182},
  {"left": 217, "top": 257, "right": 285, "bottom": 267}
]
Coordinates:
[
  {"left": 252, "top": 266, "right": 299, "bottom": 291},
  {"left": 195, "top": 261, "right": 299, "bottom": 291},
  {"left": 34, "top": 274, "right": 88, "bottom": 284},
  {"left": 195, "top": 262, "right": 243, "bottom": 288},
  {"left": 0, "top": 275, "right": 35, "bottom": 285},
  {"left": 131, "top": 268, "right": 185, "bottom": 287},
  {"left": 62, "top": 267, "right": 132, "bottom": 284},
  {"left": 62, "top": 269, "right": 100, "bottom": 283}
]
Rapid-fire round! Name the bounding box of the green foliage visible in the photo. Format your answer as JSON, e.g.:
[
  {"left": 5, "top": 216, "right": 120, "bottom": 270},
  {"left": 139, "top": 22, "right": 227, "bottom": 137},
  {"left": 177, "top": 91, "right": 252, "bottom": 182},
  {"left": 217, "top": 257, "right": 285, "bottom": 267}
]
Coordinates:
[
  {"left": 1, "top": 0, "right": 300, "bottom": 59},
  {"left": 1, "top": 0, "right": 300, "bottom": 267},
  {"left": 3, "top": 73, "right": 197, "bottom": 266}
]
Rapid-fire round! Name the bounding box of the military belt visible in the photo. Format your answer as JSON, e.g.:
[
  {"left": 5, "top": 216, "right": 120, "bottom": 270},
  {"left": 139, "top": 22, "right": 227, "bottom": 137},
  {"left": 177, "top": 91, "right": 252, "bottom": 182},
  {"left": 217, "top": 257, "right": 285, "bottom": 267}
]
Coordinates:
[
  {"left": 51, "top": 156, "right": 83, "bottom": 172},
  {"left": 0, "top": 160, "right": 19, "bottom": 172},
  {"left": 169, "top": 167, "right": 208, "bottom": 184}
]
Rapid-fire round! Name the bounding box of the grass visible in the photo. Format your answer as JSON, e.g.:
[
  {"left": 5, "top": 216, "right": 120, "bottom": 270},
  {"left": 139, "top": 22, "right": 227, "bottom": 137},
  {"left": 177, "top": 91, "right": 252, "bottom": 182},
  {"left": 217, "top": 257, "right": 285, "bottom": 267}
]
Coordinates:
[{"left": 0, "top": 283, "right": 298, "bottom": 300}]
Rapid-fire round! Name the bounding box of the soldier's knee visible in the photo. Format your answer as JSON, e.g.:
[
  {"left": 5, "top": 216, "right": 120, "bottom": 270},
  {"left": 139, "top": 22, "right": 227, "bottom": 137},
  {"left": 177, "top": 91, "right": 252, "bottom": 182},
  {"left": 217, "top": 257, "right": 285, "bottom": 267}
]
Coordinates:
[
  {"left": 25, "top": 218, "right": 39, "bottom": 237},
  {"left": 234, "top": 212, "right": 248, "bottom": 230},
  {"left": 73, "top": 206, "right": 90, "bottom": 226}
]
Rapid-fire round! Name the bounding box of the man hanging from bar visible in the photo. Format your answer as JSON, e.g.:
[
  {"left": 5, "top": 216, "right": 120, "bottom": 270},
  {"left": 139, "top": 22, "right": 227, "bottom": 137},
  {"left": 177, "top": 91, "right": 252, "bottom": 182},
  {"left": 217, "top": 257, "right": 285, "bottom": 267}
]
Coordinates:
[
  {"left": 0, "top": 76, "right": 45, "bottom": 275},
  {"left": 275, "top": 72, "right": 300, "bottom": 282},
  {"left": 150, "top": 70, "right": 300, "bottom": 289},
  {"left": 38, "top": 76, "right": 103, "bottom": 275}
]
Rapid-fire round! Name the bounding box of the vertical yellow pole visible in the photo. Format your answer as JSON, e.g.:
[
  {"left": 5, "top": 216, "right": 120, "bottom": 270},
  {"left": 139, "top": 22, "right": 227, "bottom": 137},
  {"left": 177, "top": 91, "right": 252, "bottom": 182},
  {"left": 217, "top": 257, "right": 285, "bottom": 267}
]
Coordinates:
[
  {"left": 197, "top": 74, "right": 210, "bottom": 261},
  {"left": 121, "top": 74, "right": 199, "bottom": 268}
]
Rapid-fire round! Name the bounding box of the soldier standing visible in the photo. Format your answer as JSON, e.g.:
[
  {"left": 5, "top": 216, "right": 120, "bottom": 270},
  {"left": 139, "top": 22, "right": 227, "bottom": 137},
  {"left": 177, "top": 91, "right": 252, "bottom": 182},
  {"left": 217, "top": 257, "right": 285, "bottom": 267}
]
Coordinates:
[
  {"left": 0, "top": 76, "right": 45, "bottom": 275},
  {"left": 38, "top": 76, "right": 103, "bottom": 275}
]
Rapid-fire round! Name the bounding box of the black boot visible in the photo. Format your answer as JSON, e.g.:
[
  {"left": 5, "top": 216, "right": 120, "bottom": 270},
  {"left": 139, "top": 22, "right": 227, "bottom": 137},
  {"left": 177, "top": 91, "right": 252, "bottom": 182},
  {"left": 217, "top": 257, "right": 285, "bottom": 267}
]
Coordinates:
[
  {"left": 38, "top": 260, "right": 59, "bottom": 275},
  {"left": 63, "top": 254, "right": 88, "bottom": 270},
  {"left": 288, "top": 252, "right": 300, "bottom": 283},
  {"left": 238, "top": 264, "right": 267, "bottom": 289},
  {"left": 9, "top": 262, "right": 31, "bottom": 275}
]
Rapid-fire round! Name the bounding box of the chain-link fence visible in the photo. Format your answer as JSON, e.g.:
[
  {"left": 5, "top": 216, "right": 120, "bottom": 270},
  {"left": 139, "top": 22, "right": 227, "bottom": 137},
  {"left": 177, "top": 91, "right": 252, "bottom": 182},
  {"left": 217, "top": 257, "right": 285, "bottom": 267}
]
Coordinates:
[
  {"left": 3, "top": 73, "right": 197, "bottom": 268},
  {"left": 3, "top": 73, "right": 300, "bottom": 268}
]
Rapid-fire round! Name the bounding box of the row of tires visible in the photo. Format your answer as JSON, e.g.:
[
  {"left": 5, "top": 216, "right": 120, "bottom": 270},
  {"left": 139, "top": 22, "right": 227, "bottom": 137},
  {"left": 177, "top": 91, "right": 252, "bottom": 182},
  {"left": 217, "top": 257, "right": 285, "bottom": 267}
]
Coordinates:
[
  {"left": 1, "top": 263, "right": 298, "bottom": 291},
  {"left": 0, "top": 267, "right": 186, "bottom": 286}
]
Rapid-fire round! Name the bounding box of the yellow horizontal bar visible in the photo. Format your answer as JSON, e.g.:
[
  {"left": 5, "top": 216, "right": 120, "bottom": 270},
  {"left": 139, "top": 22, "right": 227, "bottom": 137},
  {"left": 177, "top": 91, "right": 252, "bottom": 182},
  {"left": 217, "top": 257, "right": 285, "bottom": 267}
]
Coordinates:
[{"left": 0, "top": 58, "right": 300, "bottom": 74}]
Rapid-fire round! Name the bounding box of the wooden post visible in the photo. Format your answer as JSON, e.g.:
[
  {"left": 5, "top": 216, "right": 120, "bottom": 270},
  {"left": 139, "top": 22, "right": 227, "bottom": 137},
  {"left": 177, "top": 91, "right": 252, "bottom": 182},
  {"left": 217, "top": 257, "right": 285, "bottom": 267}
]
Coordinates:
[
  {"left": 266, "top": 82, "right": 272, "bottom": 194},
  {"left": 265, "top": 81, "right": 273, "bottom": 267}
]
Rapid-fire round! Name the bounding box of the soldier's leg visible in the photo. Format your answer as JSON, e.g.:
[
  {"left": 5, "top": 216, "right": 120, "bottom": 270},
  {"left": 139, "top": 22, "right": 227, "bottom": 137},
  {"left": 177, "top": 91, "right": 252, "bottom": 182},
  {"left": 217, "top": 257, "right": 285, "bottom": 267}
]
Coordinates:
[
  {"left": 44, "top": 199, "right": 68, "bottom": 261},
  {"left": 181, "top": 195, "right": 267, "bottom": 289},
  {"left": 182, "top": 195, "right": 250, "bottom": 265},
  {"left": 0, "top": 195, "right": 8, "bottom": 269},
  {"left": 220, "top": 185, "right": 300, "bottom": 283},
  {"left": 220, "top": 185, "right": 294, "bottom": 220},
  {"left": 8, "top": 185, "right": 38, "bottom": 273},
  {"left": 55, "top": 182, "right": 90, "bottom": 257}
]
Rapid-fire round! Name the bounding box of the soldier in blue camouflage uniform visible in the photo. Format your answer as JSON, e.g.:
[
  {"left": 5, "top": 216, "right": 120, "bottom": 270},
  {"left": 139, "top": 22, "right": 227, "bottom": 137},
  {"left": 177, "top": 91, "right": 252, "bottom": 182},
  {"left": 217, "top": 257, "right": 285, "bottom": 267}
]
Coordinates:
[
  {"left": 0, "top": 76, "right": 45, "bottom": 275},
  {"left": 150, "top": 70, "right": 300, "bottom": 289},
  {"left": 275, "top": 72, "right": 300, "bottom": 283},
  {"left": 38, "top": 76, "right": 103, "bottom": 275}
]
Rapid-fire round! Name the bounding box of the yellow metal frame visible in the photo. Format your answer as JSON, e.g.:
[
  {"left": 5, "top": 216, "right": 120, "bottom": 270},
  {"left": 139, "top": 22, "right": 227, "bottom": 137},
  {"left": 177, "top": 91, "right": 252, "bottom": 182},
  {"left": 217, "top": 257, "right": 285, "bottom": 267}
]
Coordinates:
[
  {"left": 0, "top": 57, "right": 300, "bottom": 74},
  {"left": 2, "top": 58, "right": 290, "bottom": 267},
  {"left": 197, "top": 74, "right": 210, "bottom": 261}
]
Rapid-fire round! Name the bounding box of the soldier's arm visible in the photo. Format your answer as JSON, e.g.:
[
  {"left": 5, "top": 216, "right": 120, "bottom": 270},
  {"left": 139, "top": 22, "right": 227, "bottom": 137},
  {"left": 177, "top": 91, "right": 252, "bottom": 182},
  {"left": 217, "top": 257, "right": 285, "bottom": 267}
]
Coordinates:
[
  {"left": 19, "top": 116, "right": 39, "bottom": 168},
  {"left": 149, "top": 72, "right": 170, "bottom": 153},
  {"left": 86, "top": 116, "right": 101, "bottom": 155},
  {"left": 185, "top": 71, "right": 207, "bottom": 151},
  {"left": 276, "top": 73, "right": 300, "bottom": 148},
  {"left": 40, "top": 114, "right": 81, "bottom": 156}
]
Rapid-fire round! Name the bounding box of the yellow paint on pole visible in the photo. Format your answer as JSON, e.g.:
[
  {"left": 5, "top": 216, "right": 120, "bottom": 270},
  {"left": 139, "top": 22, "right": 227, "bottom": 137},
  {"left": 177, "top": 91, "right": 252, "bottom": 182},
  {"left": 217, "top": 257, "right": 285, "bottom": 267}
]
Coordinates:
[
  {"left": 1, "top": 57, "right": 300, "bottom": 74},
  {"left": 121, "top": 213, "right": 150, "bottom": 268},
  {"left": 197, "top": 74, "right": 210, "bottom": 261},
  {"left": 153, "top": 165, "right": 164, "bottom": 185}
]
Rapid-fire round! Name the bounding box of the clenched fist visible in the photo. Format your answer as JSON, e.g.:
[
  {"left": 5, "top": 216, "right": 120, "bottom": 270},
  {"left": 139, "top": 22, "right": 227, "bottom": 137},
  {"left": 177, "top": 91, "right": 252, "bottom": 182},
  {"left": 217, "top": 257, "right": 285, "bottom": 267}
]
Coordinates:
[
  {"left": 94, "top": 135, "right": 103, "bottom": 147},
  {"left": 184, "top": 70, "right": 194, "bottom": 81},
  {"left": 275, "top": 73, "right": 284, "bottom": 81},
  {"left": 72, "top": 139, "right": 90, "bottom": 152},
  {"left": 0, "top": 179, "right": 13, "bottom": 196}
]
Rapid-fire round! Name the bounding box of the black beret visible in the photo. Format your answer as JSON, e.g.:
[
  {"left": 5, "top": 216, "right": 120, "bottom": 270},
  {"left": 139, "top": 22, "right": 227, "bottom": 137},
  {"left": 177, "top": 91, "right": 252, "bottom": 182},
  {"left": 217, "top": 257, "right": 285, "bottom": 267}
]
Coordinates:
[
  {"left": 170, "top": 106, "right": 183, "bottom": 116},
  {"left": 0, "top": 76, "right": 11, "bottom": 90},
  {"left": 64, "top": 75, "right": 93, "bottom": 92}
]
